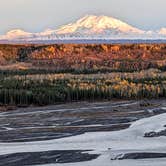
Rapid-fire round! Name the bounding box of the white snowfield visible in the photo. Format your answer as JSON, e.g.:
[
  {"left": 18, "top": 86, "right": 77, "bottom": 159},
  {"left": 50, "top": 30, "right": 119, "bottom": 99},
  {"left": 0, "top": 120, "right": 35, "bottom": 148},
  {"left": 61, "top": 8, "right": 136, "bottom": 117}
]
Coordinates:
[{"left": 1, "top": 109, "right": 166, "bottom": 166}]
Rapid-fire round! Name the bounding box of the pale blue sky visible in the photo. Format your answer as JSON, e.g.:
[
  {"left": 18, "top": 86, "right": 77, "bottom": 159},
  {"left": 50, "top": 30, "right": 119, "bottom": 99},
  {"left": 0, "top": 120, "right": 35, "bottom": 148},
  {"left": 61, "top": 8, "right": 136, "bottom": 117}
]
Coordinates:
[{"left": 0, "top": 0, "right": 165, "bottom": 34}]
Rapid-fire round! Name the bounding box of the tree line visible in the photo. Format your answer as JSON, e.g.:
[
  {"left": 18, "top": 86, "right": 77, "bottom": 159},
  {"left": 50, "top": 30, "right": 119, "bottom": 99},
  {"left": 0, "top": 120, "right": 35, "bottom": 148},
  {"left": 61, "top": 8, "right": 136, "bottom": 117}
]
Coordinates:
[{"left": 0, "top": 72, "right": 166, "bottom": 106}]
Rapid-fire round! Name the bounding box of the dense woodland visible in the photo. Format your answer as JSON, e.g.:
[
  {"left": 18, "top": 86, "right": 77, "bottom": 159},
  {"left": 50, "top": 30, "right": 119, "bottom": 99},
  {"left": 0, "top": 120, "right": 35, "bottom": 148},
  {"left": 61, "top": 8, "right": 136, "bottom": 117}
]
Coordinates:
[
  {"left": 0, "top": 69, "right": 166, "bottom": 106},
  {"left": 0, "top": 43, "right": 166, "bottom": 106}
]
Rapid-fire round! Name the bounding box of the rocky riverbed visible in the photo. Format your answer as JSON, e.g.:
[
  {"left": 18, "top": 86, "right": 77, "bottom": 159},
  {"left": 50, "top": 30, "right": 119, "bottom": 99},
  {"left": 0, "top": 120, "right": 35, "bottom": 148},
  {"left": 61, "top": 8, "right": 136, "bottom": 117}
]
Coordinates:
[{"left": 0, "top": 100, "right": 166, "bottom": 166}]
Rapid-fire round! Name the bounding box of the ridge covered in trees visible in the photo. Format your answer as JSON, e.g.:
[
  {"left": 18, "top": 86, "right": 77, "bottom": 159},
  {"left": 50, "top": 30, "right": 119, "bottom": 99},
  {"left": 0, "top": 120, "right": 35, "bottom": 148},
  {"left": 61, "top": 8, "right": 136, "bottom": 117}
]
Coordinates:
[
  {"left": 0, "top": 43, "right": 166, "bottom": 106},
  {"left": 0, "top": 44, "right": 166, "bottom": 71}
]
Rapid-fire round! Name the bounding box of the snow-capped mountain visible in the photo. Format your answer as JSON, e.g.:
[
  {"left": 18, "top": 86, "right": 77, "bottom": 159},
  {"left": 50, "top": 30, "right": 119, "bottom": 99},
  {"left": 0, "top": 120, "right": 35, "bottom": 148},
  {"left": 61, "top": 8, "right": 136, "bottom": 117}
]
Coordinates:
[
  {"left": 0, "top": 15, "right": 166, "bottom": 41},
  {"left": 158, "top": 28, "right": 166, "bottom": 35},
  {"left": 0, "top": 29, "right": 34, "bottom": 40},
  {"left": 56, "top": 15, "right": 144, "bottom": 35}
]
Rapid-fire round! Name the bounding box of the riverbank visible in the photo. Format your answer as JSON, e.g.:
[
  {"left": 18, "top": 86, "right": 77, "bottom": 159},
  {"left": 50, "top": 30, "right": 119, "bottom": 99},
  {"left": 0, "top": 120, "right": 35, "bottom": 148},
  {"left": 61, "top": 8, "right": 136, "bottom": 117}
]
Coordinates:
[{"left": 0, "top": 99, "right": 164, "bottom": 143}]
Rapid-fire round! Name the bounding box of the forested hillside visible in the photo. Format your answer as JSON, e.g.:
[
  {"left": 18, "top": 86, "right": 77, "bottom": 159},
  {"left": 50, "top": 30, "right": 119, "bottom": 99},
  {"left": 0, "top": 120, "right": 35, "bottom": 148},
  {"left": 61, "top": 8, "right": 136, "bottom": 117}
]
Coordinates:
[
  {"left": 0, "top": 44, "right": 166, "bottom": 71},
  {"left": 1, "top": 44, "right": 166, "bottom": 106}
]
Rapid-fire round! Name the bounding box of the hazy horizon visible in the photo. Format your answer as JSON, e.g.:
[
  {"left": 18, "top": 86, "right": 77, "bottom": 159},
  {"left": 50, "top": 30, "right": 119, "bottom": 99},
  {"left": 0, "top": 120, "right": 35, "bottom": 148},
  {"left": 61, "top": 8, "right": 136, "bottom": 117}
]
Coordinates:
[{"left": 0, "top": 0, "right": 166, "bottom": 35}]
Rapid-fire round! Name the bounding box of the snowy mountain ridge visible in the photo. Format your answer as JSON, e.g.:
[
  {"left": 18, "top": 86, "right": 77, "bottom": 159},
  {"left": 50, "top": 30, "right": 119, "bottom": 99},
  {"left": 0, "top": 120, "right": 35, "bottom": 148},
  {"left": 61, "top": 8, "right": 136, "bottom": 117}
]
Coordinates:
[{"left": 0, "top": 15, "right": 166, "bottom": 41}]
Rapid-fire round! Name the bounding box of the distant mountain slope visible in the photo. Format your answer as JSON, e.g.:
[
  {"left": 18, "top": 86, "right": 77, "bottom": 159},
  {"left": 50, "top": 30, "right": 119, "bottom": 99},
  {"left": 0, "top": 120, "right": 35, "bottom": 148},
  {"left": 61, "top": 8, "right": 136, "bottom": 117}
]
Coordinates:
[
  {"left": 0, "top": 15, "right": 166, "bottom": 41},
  {"left": 0, "top": 29, "right": 34, "bottom": 40}
]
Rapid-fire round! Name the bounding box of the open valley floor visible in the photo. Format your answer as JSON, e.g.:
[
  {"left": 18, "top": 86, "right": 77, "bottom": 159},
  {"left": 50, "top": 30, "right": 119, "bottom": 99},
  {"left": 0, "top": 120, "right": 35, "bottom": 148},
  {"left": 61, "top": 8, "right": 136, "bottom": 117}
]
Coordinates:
[{"left": 1, "top": 100, "right": 166, "bottom": 165}]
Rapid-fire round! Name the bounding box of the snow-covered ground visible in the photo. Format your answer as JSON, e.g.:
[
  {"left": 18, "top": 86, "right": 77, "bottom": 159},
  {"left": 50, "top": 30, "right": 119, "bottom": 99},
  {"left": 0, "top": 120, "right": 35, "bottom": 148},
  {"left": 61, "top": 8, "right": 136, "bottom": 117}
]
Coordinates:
[{"left": 1, "top": 108, "right": 166, "bottom": 165}]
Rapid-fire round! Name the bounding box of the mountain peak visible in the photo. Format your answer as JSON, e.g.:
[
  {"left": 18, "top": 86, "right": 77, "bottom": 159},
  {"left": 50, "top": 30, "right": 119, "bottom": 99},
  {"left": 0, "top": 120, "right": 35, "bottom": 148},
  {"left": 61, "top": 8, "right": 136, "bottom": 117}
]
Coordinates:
[
  {"left": 56, "top": 15, "right": 144, "bottom": 35},
  {"left": 1, "top": 29, "right": 32, "bottom": 40},
  {"left": 159, "top": 28, "right": 166, "bottom": 35},
  {"left": 76, "top": 15, "right": 128, "bottom": 28}
]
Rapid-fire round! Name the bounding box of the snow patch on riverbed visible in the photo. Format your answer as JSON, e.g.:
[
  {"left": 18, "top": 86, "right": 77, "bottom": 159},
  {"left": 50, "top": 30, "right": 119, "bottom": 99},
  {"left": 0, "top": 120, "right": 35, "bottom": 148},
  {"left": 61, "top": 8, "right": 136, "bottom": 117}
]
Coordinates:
[{"left": 0, "top": 107, "right": 166, "bottom": 165}]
